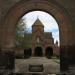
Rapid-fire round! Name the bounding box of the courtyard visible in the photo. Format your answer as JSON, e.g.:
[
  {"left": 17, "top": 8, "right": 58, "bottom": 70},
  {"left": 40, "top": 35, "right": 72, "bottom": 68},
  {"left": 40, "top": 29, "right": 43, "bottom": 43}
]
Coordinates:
[{"left": 15, "top": 57, "right": 60, "bottom": 74}]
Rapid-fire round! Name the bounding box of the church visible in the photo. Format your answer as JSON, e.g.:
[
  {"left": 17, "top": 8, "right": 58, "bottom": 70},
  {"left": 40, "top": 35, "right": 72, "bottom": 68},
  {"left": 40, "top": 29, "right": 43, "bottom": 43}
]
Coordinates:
[{"left": 15, "top": 18, "right": 59, "bottom": 58}]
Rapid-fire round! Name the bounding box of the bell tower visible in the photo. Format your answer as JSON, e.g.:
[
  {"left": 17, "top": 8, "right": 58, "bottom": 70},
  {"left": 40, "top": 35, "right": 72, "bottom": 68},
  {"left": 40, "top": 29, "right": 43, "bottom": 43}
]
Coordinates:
[
  {"left": 32, "top": 18, "right": 44, "bottom": 35},
  {"left": 32, "top": 18, "right": 44, "bottom": 43},
  {"left": 32, "top": 18, "right": 44, "bottom": 56}
]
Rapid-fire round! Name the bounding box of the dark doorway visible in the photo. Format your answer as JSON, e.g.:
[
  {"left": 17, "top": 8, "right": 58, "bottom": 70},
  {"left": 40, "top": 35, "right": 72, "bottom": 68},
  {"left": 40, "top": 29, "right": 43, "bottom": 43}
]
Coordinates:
[
  {"left": 24, "top": 48, "right": 32, "bottom": 58},
  {"left": 34, "top": 47, "right": 43, "bottom": 57},
  {"left": 45, "top": 47, "right": 53, "bottom": 58}
]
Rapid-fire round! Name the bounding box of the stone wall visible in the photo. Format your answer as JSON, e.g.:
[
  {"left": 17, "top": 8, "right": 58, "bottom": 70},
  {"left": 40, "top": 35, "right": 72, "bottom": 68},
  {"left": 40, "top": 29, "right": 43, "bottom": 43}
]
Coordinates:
[{"left": 55, "top": 0, "right": 75, "bottom": 44}]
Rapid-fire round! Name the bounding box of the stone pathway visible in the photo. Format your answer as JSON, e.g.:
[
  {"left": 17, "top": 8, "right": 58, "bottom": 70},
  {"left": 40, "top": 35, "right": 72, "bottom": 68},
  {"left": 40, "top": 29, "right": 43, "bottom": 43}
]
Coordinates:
[{"left": 15, "top": 57, "right": 60, "bottom": 74}]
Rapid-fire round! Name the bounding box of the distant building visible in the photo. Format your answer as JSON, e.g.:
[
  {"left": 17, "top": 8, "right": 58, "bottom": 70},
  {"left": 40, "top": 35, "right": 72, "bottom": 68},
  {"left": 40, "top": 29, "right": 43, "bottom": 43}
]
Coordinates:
[{"left": 15, "top": 18, "right": 59, "bottom": 58}]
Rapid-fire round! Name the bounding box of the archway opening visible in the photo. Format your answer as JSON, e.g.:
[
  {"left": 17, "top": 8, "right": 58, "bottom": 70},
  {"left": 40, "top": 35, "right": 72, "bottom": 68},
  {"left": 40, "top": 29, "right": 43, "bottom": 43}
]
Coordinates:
[
  {"left": 15, "top": 10, "right": 60, "bottom": 73},
  {"left": 45, "top": 47, "right": 53, "bottom": 58},
  {"left": 15, "top": 10, "right": 60, "bottom": 58},
  {"left": 34, "top": 47, "right": 43, "bottom": 57},
  {"left": 24, "top": 48, "right": 32, "bottom": 58}
]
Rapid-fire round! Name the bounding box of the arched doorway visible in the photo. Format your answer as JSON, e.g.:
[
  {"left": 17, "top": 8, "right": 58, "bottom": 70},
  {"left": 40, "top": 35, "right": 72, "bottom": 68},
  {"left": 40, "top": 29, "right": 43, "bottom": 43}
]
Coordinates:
[
  {"left": 45, "top": 47, "right": 53, "bottom": 58},
  {"left": 34, "top": 47, "right": 43, "bottom": 57},
  {"left": 1, "top": 0, "right": 72, "bottom": 71},
  {"left": 24, "top": 48, "right": 32, "bottom": 58}
]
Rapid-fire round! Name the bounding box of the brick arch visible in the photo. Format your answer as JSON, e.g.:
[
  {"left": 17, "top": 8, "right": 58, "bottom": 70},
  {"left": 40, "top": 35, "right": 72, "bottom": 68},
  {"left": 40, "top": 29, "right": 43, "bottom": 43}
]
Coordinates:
[
  {"left": 2, "top": 0, "right": 71, "bottom": 48},
  {"left": 1, "top": 0, "right": 72, "bottom": 70}
]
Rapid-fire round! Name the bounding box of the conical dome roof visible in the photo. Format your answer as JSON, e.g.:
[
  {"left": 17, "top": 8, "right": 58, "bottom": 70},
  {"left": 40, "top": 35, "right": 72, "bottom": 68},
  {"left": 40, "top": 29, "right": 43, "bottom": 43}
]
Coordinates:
[{"left": 32, "top": 18, "right": 44, "bottom": 27}]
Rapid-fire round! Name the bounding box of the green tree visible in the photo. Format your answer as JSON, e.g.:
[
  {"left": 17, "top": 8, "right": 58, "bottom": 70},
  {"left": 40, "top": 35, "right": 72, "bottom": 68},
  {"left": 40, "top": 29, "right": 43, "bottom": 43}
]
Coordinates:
[{"left": 16, "top": 18, "right": 27, "bottom": 48}]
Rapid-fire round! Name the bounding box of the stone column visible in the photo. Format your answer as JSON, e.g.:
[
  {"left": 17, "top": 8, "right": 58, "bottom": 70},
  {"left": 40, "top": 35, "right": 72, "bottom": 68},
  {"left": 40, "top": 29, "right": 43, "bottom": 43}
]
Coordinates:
[
  {"left": 1, "top": 34, "right": 15, "bottom": 70},
  {"left": 67, "top": 45, "right": 75, "bottom": 65},
  {"left": 60, "top": 45, "right": 69, "bottom": 71},
  {"left": 0, "top": 48, "right": 15, "bottom": 71}
]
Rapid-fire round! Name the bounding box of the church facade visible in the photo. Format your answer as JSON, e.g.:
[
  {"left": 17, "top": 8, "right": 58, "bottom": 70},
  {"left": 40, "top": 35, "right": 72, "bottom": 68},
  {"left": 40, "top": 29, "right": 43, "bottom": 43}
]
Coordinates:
[{"left": 15, "top": 18, "right": 59, "bottom": 58}]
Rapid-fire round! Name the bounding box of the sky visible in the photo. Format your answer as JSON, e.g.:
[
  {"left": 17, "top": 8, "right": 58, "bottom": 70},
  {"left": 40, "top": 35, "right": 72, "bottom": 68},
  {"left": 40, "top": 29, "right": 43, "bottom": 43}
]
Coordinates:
[{"left": 22, "top": 11, "right": 60, "bottom": 45}]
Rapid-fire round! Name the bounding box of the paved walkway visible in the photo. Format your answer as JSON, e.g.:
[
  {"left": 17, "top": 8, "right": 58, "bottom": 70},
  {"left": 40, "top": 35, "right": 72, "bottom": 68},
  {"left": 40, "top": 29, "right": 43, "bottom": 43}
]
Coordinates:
[{"left": 15, "top": 57, "right": 60, "bottom": 74}]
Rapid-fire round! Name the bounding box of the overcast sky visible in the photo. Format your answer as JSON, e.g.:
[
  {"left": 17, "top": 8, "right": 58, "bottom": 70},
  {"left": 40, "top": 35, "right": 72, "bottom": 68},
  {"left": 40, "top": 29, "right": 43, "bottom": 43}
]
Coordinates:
[{"left": 22, "top": 11, "right": 60, "bottom": 45}]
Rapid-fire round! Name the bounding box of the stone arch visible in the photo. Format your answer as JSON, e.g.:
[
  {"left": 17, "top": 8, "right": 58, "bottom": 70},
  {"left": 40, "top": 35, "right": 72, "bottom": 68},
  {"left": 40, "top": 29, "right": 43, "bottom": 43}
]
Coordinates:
[
  {"left": 1, "top": 0, "right": 73, "bottom": 70},
  {"left": 34, "top": 47, "right": 43, "bottom": 57},
  {"left": 45, "top": 46, "right": 53, "bottom": 58},
  {"left": 1, "top": 0, "right": 72, "bottom": 48}
]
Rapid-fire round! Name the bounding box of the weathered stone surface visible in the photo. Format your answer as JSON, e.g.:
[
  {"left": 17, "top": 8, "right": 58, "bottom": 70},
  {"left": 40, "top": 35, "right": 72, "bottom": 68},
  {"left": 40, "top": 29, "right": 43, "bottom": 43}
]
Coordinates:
[{"left": 15, "top": 57, "right": 60, "bottom": 74}]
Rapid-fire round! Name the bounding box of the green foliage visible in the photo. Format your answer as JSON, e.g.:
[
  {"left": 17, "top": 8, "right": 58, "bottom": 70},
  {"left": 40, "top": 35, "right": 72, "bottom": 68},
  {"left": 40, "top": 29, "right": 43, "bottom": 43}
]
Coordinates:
[
  {"left": 15, "top": 18, "right": 32, "bottom": 49},
  {"left": 16, "top": 18, "right": 27, "bottom": 48}
]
